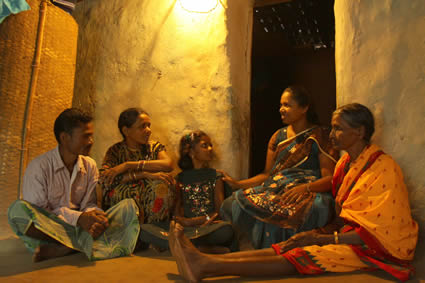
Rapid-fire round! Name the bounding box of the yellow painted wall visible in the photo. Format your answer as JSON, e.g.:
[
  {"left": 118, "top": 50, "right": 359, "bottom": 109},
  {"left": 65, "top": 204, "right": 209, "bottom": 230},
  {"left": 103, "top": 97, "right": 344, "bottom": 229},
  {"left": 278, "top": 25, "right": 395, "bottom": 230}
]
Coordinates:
[{"left": 73, "top": 0, "right": 252, "bottom": 178}]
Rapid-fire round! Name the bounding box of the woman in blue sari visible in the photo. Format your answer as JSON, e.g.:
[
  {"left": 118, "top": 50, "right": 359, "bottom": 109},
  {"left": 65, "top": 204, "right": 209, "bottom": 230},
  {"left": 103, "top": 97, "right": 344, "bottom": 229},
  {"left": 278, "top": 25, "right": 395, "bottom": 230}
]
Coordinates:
[{"left": 220, "top": 86, "right": 338, "bottom": 249}]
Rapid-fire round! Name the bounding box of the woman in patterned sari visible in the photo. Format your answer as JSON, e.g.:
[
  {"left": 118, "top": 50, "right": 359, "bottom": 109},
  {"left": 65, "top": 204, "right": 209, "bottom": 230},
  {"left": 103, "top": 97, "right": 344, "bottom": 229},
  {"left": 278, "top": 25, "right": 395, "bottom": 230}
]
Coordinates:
[
  {"left": 169, "top": 103, "right": 418, "bottom": 282},
  {"left": 220, "top": 86, "right": 338, "bottom": 249},
  {"left": 99, "top": 108, "right": 174, "bottom": 236}
]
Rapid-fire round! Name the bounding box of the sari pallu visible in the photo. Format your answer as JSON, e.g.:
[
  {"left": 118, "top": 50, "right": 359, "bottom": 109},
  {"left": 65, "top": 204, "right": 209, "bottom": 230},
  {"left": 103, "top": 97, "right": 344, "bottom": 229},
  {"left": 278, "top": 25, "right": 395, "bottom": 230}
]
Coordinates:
[
  {"left": 231, "top": 126, "right": 337, "bottom": 248},
  {"left": 279, "top": 144, "right": 418, "bottom": 281}
]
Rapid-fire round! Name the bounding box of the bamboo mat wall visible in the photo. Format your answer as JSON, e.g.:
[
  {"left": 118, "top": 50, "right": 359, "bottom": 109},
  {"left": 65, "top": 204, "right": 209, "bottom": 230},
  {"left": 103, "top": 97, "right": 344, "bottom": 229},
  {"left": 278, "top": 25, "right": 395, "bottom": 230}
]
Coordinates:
[{"left": 0, "top": 0, "right": 78, "bottom": 233}]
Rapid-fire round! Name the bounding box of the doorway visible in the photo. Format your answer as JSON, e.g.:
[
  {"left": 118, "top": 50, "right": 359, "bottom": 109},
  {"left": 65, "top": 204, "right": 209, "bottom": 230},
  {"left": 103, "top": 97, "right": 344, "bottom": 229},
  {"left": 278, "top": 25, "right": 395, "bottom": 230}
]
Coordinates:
[{"left": 250, "top": 0, "right": 336, "bottom": 176}]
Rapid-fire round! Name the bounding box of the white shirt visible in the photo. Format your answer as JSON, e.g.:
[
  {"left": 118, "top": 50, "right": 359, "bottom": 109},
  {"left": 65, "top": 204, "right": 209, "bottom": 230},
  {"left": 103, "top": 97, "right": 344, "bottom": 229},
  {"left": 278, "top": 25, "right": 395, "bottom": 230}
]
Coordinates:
[{"left": 23, "top": 146, "right": 100, "bottom": 226}]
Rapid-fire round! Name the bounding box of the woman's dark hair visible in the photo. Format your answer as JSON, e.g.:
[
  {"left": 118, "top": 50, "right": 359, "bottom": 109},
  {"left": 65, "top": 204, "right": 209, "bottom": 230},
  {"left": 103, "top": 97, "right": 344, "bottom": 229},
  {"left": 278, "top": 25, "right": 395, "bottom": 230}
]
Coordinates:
[
  {"left": 178, "top": 130, "right": 208, "bottom": 170},
  {"left": 118, "top": 108, "right": 149, "bottom": 139},
  {"left": 333, "top": 103, "right": 375, "bottom": 142},
  {"left": 283, "top": 85, "right": 319, "bottom": 124},
  {"left": 54, "top": 108, "right": 93, "bottom": 143}
]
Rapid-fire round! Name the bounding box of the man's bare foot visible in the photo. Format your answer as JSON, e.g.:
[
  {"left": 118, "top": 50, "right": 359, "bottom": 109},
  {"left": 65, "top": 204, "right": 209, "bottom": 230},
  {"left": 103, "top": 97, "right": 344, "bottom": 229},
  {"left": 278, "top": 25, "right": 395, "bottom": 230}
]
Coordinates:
[
  {"left": 33, "top": 243, "right": 75, "bottom": 262},
  {"left": 172, "top": 222, "right": 211, "bottom": 283}
]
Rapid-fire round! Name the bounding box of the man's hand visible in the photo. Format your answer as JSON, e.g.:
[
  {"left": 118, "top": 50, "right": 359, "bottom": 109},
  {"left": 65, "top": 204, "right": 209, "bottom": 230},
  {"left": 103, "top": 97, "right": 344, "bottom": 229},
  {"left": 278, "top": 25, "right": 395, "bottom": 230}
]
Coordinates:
[{"left": 77, "top": 210, "right": 109, "bottom": 239}]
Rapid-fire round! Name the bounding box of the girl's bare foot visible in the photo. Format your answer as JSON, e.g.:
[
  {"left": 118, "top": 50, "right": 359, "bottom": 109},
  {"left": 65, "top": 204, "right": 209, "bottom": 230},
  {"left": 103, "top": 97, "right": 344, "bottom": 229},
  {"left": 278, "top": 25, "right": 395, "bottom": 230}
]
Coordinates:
[{"left": 33, "top": 243, "right": 75, "bottom": 262}]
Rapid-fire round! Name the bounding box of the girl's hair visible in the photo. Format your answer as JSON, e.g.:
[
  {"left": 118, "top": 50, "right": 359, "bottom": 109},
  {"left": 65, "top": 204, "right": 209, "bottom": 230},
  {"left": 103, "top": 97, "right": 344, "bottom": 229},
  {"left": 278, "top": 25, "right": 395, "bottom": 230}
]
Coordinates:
[
  {"left": 178, "top": 130, "right": 208, "bottom": 170},
  {"left": 283, "top": 85, "right": 320, "bottom": 125},
  {"left": 333, "top": 103, "right": 375, "bottom": 143},
  {"left": 118, "top": 107, "right": 149, "bottom": 139}
]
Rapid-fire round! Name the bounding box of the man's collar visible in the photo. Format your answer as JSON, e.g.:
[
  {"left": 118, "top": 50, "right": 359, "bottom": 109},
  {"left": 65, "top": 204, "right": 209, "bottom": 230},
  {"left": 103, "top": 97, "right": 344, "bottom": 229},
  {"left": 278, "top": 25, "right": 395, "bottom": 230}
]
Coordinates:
[{"left": 53, "top": 146, "right": 86, "bottom": 174}]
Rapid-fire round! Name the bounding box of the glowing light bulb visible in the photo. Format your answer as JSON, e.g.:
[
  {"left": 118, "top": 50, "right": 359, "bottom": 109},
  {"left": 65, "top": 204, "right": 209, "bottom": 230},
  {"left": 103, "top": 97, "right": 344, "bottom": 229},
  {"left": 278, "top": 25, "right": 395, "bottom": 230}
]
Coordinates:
[{"left": 179, "top": 0, "right": 219, "bottom": 13}]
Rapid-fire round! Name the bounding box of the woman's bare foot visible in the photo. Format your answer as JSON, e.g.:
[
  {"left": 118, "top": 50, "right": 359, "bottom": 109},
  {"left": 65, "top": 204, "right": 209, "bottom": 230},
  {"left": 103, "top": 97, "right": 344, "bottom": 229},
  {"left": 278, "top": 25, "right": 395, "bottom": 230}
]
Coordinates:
[
  {"left": 169, "top": 221, "right": 184, "bottom": 277},
  {"left": 33, "top": 243, "right": 75, "bottom": 262},
  {"left": 171, "top": 222, "right": 212, "bottom": 283},
  {"left": 198, "top": 245, "right": 230, "bottom": 254}
]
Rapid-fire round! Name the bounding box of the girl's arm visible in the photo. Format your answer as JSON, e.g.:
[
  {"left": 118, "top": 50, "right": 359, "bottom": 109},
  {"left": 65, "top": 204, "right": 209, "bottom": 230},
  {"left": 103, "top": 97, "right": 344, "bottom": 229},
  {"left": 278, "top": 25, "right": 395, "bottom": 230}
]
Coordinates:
[
  {"left": 174, "top": 178, "right": 222, "bottom": 227},
  {"left": 213, "top": 178, "right": 225, "bottom": 215},
  {"left": 220, "top": 130, "right": 280, "bottom": 189},
  {"left": 174, "top": 183, "right": 185, "bottom": 218}
]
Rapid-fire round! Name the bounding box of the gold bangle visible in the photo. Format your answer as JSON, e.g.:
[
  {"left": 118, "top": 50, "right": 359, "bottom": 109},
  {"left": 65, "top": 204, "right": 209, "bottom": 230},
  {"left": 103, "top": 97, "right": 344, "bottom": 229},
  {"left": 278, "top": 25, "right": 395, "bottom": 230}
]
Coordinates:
[
  {"left": 141, "top": 160, "right": 146, "bottom": 171},
  {"left": 306, "top": 183, "right": 311, "bottom": 193},
  {"left": 334, "top": 231, "right": 339, "bottom": 244},
  {"left": 128, "top": 171, "right": 132, "bottom": 181},
  {"left": 132, "top": 171, "right": 137, "bottom": 181},
  {"left": 136, "top": 160, "right": 141, "bottom": 171}
]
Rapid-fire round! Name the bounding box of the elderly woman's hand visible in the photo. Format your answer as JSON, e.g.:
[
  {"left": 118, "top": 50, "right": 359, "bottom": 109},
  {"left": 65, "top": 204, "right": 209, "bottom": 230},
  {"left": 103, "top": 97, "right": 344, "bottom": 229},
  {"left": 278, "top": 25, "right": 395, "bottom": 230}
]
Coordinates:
[
  {"left": 102, "top": 163, "right": 128, "bottom": 185},
  {"left": 279, "top": 230, "right": 323, "bottom": 254},
  {"left": 280, "top": 184, "right": 310, "bottom": 205}
]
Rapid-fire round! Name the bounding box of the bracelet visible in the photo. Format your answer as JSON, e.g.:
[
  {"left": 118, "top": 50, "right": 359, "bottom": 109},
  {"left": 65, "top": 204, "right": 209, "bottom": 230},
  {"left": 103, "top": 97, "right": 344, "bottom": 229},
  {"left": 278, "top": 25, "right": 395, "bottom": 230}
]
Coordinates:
[
  {"left": 141, "top": 160, "right": 146, "bottom": 172},
  {"left": 205, "top": 215, "right": 210, "bottom": 221},
  {"left": 132, "top": 171, "right": 137, "bottom": 181},
  {"left": 136, "top": 160, "right": 141, "bottom": 171},
  {"left": 306, "top": 182, "right": 311, "bottom": 193},
  {"left": 334, "top": 231, "right": 339, "bottom": 244},
  {"left": 128, "top": 171, "right": 132, "bottom": 181}
]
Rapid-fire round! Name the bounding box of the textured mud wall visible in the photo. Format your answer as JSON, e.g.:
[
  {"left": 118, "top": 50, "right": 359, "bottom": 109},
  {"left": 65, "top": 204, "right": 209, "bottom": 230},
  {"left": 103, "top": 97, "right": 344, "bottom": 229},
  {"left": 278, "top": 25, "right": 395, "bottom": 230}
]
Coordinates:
[
  {"left": 72, "top": 0, "right": 252, "bottom": 178},
  {"left": 335, "top": 0, "right": 425, "bottom": 263}
]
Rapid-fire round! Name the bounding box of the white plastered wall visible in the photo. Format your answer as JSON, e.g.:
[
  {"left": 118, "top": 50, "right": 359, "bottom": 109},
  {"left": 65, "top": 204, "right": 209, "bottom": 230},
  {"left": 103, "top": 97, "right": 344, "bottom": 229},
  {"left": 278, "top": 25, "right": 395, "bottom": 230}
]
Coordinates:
[{"left": 335, "top": 0, "right": 425, "bottom": 263}]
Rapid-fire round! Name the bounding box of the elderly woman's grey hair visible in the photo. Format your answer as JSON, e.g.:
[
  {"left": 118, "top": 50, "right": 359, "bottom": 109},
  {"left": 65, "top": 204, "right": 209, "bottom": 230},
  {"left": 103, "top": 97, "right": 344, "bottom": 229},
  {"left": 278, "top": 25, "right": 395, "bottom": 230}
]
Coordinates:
[{"left": 333, "top": 103, "right": 375, "bottom": 143}]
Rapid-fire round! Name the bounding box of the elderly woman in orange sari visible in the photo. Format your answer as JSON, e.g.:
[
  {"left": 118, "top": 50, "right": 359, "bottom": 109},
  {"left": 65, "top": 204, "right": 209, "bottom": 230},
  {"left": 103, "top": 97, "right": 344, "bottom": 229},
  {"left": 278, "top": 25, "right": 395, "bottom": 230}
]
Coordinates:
[{"left": 168, "top": 103, "right": 418, "bottom": 282}]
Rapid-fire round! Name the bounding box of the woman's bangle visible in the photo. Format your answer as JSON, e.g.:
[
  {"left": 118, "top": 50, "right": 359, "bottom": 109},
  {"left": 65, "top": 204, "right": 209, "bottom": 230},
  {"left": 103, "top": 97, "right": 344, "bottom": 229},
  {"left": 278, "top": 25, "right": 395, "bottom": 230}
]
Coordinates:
[
  {"left": 141, "top": 160, "right": 146, "bottom": 171},
  {"left": 128, "top": 171, "right": 133, "bottom": 182},
  {"left": 334, "top": 231, "right": 339, "bottom": 244},
  {"left": 136, "top": 160, "right": 141, "bottom": 171},
  {"left": 132, "top": 171, "right": 137, "bottom": 181},
  {"left": 306, "top": 182, "right": 311, "bottom": 193}
]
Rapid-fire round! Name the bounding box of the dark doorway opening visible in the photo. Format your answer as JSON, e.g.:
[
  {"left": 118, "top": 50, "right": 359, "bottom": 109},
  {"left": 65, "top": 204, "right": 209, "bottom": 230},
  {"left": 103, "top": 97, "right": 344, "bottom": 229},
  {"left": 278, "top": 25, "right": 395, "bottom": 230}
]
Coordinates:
[{"left": 250, "top": 0, "right": 336, "bottom": 176}]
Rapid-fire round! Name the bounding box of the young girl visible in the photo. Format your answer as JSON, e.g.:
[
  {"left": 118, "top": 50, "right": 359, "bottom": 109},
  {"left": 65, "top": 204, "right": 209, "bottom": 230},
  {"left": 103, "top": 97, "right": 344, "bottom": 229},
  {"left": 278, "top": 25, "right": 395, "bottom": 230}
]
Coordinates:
[
  {"left": 138, "top": 131, "right": 234, "bottom": 252},
  {"left": 174, "top": 130, "right": 234, "bottom": 253}
]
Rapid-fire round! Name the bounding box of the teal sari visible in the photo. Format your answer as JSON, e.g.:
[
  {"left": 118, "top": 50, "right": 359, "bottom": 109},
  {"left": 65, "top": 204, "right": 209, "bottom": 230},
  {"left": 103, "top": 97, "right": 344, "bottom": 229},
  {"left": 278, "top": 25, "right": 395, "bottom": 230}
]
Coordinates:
[{"left": 222, "top": 126, "right": 336, "bottom": 249}]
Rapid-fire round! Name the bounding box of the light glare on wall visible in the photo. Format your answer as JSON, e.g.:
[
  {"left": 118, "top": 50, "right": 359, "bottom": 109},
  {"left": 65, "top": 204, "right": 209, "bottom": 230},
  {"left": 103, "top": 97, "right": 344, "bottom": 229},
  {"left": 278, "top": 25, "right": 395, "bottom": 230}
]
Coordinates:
[{"left": 179, "top": 0, "right": 219, "bottom": 13}]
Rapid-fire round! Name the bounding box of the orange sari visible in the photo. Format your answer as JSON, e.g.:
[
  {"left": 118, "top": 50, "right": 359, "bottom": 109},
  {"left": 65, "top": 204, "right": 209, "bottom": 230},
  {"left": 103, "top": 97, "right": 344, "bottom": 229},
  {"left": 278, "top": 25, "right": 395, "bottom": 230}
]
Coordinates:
[{"left": 279, "top": 144, "right": 418, "bottom": 281}]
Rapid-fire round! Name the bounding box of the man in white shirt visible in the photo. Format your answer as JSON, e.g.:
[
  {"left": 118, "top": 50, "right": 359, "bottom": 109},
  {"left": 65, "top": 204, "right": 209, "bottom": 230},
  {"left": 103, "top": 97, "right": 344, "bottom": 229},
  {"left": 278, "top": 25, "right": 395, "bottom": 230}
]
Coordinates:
[{"left": 8, "top": 108, "right": 140, "bottom": 262}]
